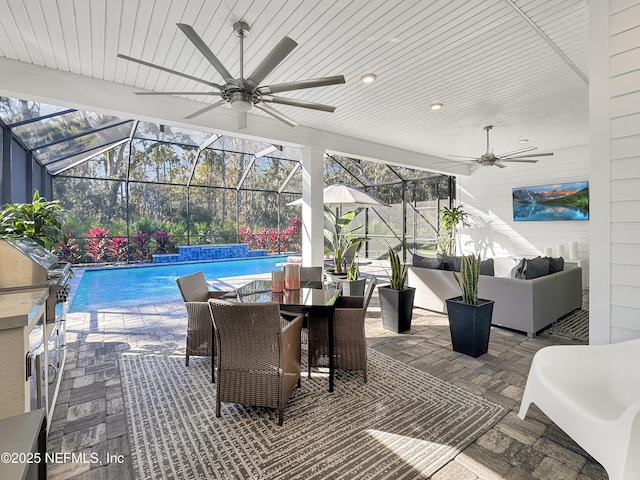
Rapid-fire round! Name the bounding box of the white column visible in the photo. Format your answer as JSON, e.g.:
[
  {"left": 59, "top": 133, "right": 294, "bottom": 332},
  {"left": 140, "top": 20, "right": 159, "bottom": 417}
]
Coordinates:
[
  {"left": 300, "top": 146, "right": 325, "bottom": 266},
  {"left": 588, "top": 0, "right": 611, "bottom": 344}
]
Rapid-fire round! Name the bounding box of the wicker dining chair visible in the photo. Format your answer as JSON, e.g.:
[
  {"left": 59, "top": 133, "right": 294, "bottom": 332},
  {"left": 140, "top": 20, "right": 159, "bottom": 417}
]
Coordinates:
[
  {"left": 208, "top": 299, "right": 303, "bottom": 426},
  {"left": 307, "top": 275, "right": 377, "bottom": 383},
  {"left": 176, "top": 271, "right": 230, "bottom": 366},
  {"left": 300, "top": 267, "right": 323, "bottom": 285}
]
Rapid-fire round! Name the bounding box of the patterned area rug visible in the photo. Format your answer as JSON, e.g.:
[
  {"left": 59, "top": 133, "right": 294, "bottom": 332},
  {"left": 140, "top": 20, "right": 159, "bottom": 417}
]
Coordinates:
[
  {"left": 120, "top": 349, "right": 507, "bottom": 480},
  {"left": 547, "top": 308, "right": 589, "bottom": 343}
]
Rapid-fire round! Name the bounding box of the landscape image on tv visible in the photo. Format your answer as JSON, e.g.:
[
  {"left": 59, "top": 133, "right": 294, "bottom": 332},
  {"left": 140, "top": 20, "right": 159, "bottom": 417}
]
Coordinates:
[{"left": 512, "top": 181, "right": 589, "bottom": 221}]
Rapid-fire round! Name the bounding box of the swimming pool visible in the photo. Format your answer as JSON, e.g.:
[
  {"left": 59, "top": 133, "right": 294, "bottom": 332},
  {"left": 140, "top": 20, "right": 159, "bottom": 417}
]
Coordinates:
[{"left": 69, "top": 256, "right": 291, "bottom": 312}]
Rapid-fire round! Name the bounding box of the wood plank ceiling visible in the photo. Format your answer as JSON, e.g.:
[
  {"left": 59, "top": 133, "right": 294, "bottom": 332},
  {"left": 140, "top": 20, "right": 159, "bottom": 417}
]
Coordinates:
[{"left": 0, "top": 0, "right": 589, "bottom": 165}]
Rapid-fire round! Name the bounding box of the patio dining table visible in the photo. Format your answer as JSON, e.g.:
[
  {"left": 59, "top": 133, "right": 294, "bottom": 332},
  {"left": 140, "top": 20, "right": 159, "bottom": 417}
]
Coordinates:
[{"left": 222, "top": 279, "right": 341, "bottom": 392}]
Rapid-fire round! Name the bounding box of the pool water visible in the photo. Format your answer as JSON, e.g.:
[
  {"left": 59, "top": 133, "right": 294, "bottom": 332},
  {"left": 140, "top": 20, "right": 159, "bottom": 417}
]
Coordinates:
[{"left": 69, "top": 256, "right": 290, "bottom": 312}]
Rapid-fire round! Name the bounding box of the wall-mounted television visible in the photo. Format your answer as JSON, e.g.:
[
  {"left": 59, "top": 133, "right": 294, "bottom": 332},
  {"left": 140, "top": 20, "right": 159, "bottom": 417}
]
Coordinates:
[{"left": 512, "top": 181, "right": 589, "bottom": 221}]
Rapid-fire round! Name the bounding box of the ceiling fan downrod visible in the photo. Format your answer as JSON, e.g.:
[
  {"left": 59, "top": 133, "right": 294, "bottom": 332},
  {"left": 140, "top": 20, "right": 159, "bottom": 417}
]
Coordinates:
[
  {"left": 484, "top": 125, "right": 493, "bottom": 151},
  {"left": 233, "top": 21, "right": 250, "bottom": 82}
]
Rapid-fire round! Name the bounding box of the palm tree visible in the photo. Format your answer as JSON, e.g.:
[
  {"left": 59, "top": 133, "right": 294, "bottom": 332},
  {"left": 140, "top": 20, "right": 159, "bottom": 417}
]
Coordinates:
[{"left": 437, "top": 205, "right": 471, "bottom": 255}]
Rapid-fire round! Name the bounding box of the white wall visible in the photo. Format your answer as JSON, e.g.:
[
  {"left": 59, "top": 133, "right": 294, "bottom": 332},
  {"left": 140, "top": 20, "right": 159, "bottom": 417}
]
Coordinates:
[
  {"left": 456, "top": 145, "right": 589, "bottom": 260},
  {"left": 590, "top": 0, "right": 640, "bottom": 343}
]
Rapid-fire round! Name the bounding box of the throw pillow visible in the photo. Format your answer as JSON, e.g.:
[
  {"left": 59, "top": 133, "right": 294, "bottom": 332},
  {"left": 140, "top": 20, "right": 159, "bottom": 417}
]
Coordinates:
[
  {"left": 546, "top": 256, "right": 564, "bottom": 274},
  {"left": 413, "top": 254, "right": 443, "bottom": 269},
  {"left": 479, "top": 258, "right": 495, "bottom": 276},
  {"left": 515, "top": 258, "right": 527, "bottom": 279},
  {"left": 524, "top": 256, "right": 551, "bottom": 279},
  {"left": 515, "top": 256, "right": 551, "bottom": 279},
  {"left": 437, "top": 254, "right": 462, "bottom": 272}
]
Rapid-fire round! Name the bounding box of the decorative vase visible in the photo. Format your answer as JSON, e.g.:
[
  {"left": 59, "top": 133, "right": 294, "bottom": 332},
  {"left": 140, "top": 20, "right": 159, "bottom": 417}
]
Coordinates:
[
  {"left": 284, "top": 264, "right": 300, "bottom": 290},
  {"left": 378, "top": 286, "right": 416, "bottom": 333},
  {"left": 271, "top": 270, "right": 284, "bottom": 292},
  {"left": 445, "top": 297, "right": 494, "bottom": 358}
]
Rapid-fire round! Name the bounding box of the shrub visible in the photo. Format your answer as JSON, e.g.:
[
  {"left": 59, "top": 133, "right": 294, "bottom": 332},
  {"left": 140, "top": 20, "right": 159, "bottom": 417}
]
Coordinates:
[
  {"left": 110, "top": 237, "right": 128, "bottom": 262},
  {"left": 58, "top": 233, "right": 79, "bottom": 263},
  {"left": 152, "top": 230, "right": 171, "bottom": 254},
  {"left": 132, "top": 231, "right": 150, "bottom": 261},
  {"left": 85, "top": 227, "right": 112, "bottom": 263}
]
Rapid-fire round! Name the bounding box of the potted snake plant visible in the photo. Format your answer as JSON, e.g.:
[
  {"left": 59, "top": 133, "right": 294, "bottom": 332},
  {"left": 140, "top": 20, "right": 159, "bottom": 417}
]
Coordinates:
[
  {"left": 378, "top": 246, "right": 416, "bottom": 333},
  {"left": 341, "top": 243, "right": 367, "bottom": 296},
  {"left": 445, "top": 254, "right": 494, "bottom": 357}
]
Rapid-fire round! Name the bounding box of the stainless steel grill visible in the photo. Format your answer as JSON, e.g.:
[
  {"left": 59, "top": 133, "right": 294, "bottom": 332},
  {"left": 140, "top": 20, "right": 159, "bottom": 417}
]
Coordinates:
[
  {"left": 0, "top": 237, "right": 70, "bottom": 426},
  {"left": 0, "top": 238, "right": 72, "bottom": 321}
]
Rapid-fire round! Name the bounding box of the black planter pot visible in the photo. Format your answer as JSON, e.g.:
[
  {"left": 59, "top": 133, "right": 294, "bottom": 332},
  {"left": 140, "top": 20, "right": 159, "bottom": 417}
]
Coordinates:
[
  {"left": 341, "top": 278, "right": 366, "bottom": 296},
  {"left": 445, "top": 297, "right": 494, "bottom": 358},
  {"left": 378, "top": 286, "right": 416, "bottom": 333}
]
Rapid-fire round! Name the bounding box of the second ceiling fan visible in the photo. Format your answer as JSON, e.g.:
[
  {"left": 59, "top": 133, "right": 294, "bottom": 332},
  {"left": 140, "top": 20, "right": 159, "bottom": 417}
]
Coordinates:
[
  {"left": 449, "top": 125, "right": 554, "bottom": 168},
  {"left": 118, "top": 22, "right": 345, "bottom": 129}
]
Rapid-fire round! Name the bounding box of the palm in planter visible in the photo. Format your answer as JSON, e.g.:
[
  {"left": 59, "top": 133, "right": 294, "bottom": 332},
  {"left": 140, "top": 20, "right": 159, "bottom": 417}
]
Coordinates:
[
  {"left": 378, "top": 246, "right": 416, "bottom": 333},
  {"left": 437, "top": 205, "right": 471, "bottom": 255},
  {"left": 323, "top": 205, "right": 368, "bottom": 276},
  {"left": 446, "top": 254, "right": 494, "bottom": 357}
]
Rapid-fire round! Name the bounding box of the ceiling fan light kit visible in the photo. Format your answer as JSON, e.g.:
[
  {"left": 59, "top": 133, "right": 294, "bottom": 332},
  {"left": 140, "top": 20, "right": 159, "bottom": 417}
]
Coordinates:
[
  {"left": 118, "top": 21, "right": 345, "bottom": 129},
  {"left": 448, "top": 125, "right": 554, "bottom": 169}
]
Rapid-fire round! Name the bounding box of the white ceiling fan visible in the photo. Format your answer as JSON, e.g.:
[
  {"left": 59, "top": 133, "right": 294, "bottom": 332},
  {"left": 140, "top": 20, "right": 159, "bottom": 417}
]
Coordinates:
[
  {"left": 449, "top": 125, "right": 554, "bottom": 168},
  {"left": 117, "top": 22, "right": 345, "bottom": 129}
]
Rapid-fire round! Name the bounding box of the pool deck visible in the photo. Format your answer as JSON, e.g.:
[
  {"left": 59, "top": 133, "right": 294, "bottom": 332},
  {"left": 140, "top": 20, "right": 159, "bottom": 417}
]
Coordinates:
[{"left": 47, "top": 263, "right": 605, "bottom": 480}]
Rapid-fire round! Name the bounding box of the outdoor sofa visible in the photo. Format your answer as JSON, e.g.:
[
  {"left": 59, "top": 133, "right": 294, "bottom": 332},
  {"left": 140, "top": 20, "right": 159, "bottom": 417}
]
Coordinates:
[{"left": 407, "top": 255, "right": 583, "bottom": 337}]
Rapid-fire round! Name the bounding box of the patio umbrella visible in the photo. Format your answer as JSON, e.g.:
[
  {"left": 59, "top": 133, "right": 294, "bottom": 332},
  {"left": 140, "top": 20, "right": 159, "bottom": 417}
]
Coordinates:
[{"left": 287, "top": 183, "right": 390, "bottom": 209}]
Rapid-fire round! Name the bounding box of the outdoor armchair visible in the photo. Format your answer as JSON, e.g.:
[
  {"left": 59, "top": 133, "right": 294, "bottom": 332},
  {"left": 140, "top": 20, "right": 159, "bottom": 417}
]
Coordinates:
[
  {"left": 208, "top": 299, "right": 303, "bottom": 426},
  {"left": 176, "top": 271, "right": 230, "bottom": 366},
  {"left": 519, "top": 338, "right": 640, "bottom": 480},
  {"left": 308, "top": 275, "right": 377, "bottom": 382}
]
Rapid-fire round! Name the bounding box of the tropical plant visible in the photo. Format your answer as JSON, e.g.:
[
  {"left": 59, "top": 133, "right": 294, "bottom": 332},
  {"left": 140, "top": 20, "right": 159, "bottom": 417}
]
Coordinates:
[
  {"left": 323, "top": 206, "right": 368, "bottom": 274},
  {"left": 110, "top": 236, "right": 128, "bottom": 262},
  {"left": 85, "top": 227, "right": 112, "bottom": 263},
  {"left": 152, "top": 229, "right": 171, "bottom": 254},
  {"left": 132, "top": 231, "right": 150, "bottom": 261},
  {"left": 388, "top": 246, "right": 408, "bottom": 290},
  {"left": 452, "top": 254, "right": 482, "bottom": 305},
  {"left": 437, "top": 205, "right": 471, "bottom": 255},
  {"left": 58, "top": 233, "right": 79, "bottom": 263},
  {"left": 346, "top": 261, "right": 359, "bottom": 281},
  {"left": 0, "top": 190, "right": 64, "bottom": 250}
]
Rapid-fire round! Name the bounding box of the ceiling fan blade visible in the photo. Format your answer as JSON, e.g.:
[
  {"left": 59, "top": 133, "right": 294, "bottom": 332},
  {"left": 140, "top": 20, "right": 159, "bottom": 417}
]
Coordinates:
[
  {"left": 494, "top": 162, "right": 507, "bottom": 168},
  {"left": 247, "top": 37, "right": 297, "bottom": 86},
  {"left": 254, "top": 103, "right": 298, "bottom": 127},
  {"left": 257, "top": 75, "right": 346, "bottom": 95},
  {"left": 134, "top": 91, "right": 220, "bottom": 96},
  {"left": 448, "top": 154, "right": 479, "bottom": 159},
  {"left": 502, "top": 152, "right": 554, "bottom": 159},
  {"left": 496, "top": 146, "right": 537, "bottom": 157},
  {"left": 237, "top": 111, "right": 248, "bottom": 129},
  {"left": 117, "top": 54, "right": 223, "bottom": 89},
  {"left": 500, "top": 159, "right": 539, "bottom": 163},
  {"left": 183, "top": 100, "right": 227, "bottom": 120},
  {"left": 262, "top": 95, "right": 336, "bottom": 112},
  {"left": 176, "top": 23, "right": 235, "bottom": 84}
]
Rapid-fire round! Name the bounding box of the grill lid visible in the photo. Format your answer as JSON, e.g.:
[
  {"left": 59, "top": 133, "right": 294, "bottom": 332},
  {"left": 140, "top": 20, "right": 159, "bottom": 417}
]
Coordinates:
[
  {"left": 2, "top": 237, "right": 58, "bottom": 270},
  {"left": 0, "top": 237, "right": 59, "bottom": 290}
]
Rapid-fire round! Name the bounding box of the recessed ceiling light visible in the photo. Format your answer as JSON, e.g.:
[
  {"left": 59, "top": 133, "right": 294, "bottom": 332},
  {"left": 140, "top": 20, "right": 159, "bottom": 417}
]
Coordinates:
[
  {"left": 430, "top": 103, "right": 443, "bottom": 110},
  {"left": 519, "top": 139, "right": 529, "bottom": 144},
  {"left": 361, "top": 74, "right": 377, "bottom": 84}
]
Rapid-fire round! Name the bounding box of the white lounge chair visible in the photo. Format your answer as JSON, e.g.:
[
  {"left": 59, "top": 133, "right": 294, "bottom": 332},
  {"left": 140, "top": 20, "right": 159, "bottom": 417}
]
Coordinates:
[{"left": 518, "top": 338, "right": 640, "bottom": 480}]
